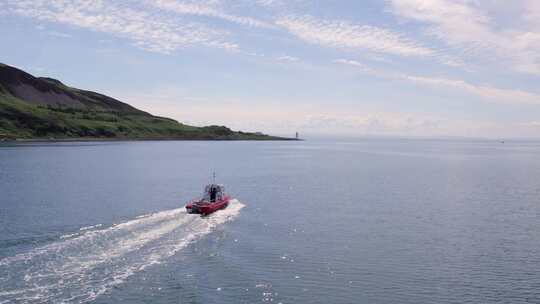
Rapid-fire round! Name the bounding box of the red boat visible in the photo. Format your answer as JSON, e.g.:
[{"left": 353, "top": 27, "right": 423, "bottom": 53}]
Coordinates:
[{"left": 185, "top": 184, "right": 230, "bottom": 215}]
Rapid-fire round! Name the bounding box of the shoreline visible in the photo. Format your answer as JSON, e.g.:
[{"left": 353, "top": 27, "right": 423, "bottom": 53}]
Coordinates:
[{"left": 0, "top": 136, "right": 302, "bottom": 143}]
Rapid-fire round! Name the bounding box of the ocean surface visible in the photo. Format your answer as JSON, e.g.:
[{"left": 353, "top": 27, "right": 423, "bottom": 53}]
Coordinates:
[{"left": 1, "top": 139, "right": 539, "bottom": 304}]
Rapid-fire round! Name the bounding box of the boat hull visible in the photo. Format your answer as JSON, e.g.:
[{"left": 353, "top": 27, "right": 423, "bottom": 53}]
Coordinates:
[{"left": 186, "top": 196, "right": 230, "bottom": 215}]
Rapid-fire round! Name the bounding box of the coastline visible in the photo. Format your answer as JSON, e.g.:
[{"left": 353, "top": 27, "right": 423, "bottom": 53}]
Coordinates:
[{"left": 0, "top": 136, "right": 302, "bottom": 143}]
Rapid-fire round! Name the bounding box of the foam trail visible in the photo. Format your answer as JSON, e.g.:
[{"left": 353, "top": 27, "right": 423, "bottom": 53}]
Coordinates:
[
  {"left": 0, "top": 200, "right": 244, "bottom": 304},
  {"left": 79, "top": 224, "right": 102, "bottom": 231}
]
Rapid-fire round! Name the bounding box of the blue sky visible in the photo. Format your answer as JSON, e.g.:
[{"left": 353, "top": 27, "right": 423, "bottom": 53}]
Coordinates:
[{"left": 1, "top": 0, "right": 540, "bottom": 138}]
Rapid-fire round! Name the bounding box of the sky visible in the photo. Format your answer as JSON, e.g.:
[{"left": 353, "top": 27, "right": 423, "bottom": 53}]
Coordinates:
[{"left": 1, "top": 0, "right": 540, "bottom": 138}]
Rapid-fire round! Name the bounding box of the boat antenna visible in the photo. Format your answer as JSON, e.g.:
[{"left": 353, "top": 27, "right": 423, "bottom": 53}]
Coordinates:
[{"left": 213, "top": 171, "right": 216, "bottom": 184}]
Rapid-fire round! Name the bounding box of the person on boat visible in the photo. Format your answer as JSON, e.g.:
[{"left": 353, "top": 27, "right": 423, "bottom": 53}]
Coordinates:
[{"left": 210, "top": 186, "right": 217, "bottom": 202}]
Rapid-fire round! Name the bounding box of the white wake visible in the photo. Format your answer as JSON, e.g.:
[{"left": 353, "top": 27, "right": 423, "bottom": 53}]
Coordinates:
[{"left": 0, "top": 200, "right": 244, "bottom": 304}]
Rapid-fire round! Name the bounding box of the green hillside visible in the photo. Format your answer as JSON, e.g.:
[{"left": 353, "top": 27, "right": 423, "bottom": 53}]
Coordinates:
[{"left": 0, "top": 64, "right": 290, "bottom": 141}]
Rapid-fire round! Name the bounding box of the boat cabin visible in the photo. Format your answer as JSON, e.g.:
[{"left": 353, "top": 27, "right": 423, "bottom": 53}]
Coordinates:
[{"left": 202, "top": 184, "right": 225, "bottom": 202}]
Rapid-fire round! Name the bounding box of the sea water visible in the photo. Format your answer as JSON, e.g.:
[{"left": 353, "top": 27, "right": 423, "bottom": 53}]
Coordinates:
[{"left": 1, "top": 139, "right": 539, "bottom": 303}]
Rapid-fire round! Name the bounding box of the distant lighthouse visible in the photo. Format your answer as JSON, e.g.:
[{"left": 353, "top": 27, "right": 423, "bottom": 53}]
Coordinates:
[{"left": 295, "top": 132, "right": 299, "bottom": 140}]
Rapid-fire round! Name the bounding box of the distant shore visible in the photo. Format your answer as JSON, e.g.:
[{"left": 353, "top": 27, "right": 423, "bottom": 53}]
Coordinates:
[
  {"left": 0, "top": 64, "right": 302, "bottom": 143},
  {"left": 0, "top": 136, "right": 301, "bottom": 143}
]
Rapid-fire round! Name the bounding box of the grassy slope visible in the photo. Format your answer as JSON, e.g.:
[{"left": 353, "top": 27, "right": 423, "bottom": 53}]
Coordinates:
[{"left": 0, "top": 92, "right": 283, "bottom": 140}]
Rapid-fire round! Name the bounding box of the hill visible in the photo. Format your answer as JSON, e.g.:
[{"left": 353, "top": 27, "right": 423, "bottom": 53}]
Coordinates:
[{"left": 0, "top": 63, "right": 290, "bottom": 141}]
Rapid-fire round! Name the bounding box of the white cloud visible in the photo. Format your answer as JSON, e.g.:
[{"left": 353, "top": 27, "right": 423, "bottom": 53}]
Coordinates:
[
  {"left": 298, "top": 112, "right": 447, "bottom": 135},
  {"left": 525, "top": 0, "right": 540, "bottom": 26},
  {"left": 47, "top": 31, "right": 73, "bottom": 38},
  {"left": 277, "top": 55, "right": 299, "bottom": 62},
  {"left": 276, "top": 15, "right": 435, "bottom": 57},
  {"left": 333, "top": 59, "right": 378, "bottom": 74},
  {"left": 388, "top": 0, "right": 540, "bottom": 74},
  {"left": 5, "top": 0, "right": 238, "bottom": 54},
  {"left": 256, "top": 0, "right": 278, "bottom": 7},
  {"left": 255, "top": 0, "right": 306, "bottom": 10},
  {"left": 521, "top": 121, "right": 540, "bottom": 127},
  {"left": 406, "top": 76, "right": 540, "bottom": 104},
  {"left": 335, "top": 58, "right": 540, "bottom": 104},
  {"left": 148, "top": 0, "right": 274, "bottom": 28}
]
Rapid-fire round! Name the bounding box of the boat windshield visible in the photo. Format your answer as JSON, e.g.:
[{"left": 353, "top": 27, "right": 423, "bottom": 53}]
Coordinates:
[{"left": 202, "top": 184, "right": 224, "bottom": 202}]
